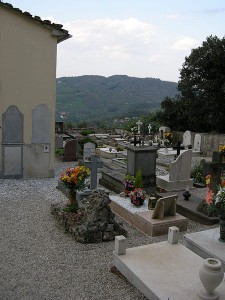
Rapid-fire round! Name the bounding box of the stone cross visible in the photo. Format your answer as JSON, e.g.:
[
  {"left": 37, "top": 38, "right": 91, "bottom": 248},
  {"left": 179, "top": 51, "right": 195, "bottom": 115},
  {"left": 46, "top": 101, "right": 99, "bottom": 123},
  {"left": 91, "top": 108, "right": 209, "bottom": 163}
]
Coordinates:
[
  {"left": 136, "top": 120, "right": 143, "bottom": 135},
  {"left": 84, "top": 155, "right": 103, "bottom": 190}
]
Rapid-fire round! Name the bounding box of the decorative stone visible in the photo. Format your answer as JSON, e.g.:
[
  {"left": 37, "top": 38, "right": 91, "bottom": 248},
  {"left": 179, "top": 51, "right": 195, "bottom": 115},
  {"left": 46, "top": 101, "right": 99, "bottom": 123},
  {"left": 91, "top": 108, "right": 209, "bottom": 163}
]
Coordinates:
[
  {"left": 51, "top": 190, "right": 127, "bottom": 243},
  {"left": 168, "top": 226, "right": 179, "bottom": 244},
  {"left": 115, "top": 235, "right": 127, "bottom": 255}
]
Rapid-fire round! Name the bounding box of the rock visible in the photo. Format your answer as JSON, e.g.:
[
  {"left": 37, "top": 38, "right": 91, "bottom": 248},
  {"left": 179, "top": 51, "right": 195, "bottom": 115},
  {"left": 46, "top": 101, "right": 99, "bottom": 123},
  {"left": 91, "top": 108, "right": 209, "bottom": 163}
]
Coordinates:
[{"left": 51, "top": 190, "right": 127, "bottom": 243}]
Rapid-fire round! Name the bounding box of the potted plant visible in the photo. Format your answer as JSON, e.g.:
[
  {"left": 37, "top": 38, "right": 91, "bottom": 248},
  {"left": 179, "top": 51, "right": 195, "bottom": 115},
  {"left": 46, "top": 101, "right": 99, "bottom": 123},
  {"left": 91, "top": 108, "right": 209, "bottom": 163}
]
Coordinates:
[
  {"left": 123, "top": 174, "right": 135, "bottom": 196},
  {"left": 59, "top": 165, "right": 90, "bottom": 207},
  {"left": 205, "top": 174, "right": 225, "bottom": 242}
]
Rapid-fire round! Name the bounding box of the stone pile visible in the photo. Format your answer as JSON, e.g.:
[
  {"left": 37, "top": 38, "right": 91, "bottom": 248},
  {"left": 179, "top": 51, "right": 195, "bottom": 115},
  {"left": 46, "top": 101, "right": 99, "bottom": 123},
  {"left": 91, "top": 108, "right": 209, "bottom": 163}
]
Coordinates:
[{"left": 51, "top": 190, "right": 127, "bottom": 243}]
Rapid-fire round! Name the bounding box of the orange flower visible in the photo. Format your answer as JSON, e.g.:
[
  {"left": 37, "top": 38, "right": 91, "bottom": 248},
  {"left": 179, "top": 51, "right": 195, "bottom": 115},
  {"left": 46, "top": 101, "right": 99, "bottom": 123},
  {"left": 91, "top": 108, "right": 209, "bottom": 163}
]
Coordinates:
[
  {"left": 221, "top": 179, "right": 225, "bottom": 187},
  {"left": 205, "top": 175, "right": 211, "bottom": 187}
]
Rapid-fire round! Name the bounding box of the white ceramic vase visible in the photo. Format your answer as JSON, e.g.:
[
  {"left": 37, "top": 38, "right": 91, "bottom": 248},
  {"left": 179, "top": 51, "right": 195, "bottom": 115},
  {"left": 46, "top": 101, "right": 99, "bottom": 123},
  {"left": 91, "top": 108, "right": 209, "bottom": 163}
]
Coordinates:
[{"left": 199, "top": 258, "right": 224, "bottom": 300}]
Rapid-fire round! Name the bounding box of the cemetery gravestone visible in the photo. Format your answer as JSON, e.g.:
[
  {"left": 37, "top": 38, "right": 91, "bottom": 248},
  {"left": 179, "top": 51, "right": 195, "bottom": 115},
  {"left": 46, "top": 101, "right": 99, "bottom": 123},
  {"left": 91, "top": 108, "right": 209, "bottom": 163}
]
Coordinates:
[
  {"left": 152, "top": 195, "right": 177, "bottom": 220},
  {"left": 193, "top": 134, "right": 201, "bottom": 152},
  {"left": 2, "top": 105, "right": 23, "bottom": 178},
  {"left": 83, "top": 142, "right": 96, "bottom": 161},
  {"left": 156, "top": 149, "right": 193, "bottom": 191},
  {"left": 63, "top": 139, "right": 77, "bottom": 161},
  {"left": 183, "top": 130, "right": 191, "bottom": 148},
  {"left": 126, "top": 145, "right": 157, "bottom": 194}
]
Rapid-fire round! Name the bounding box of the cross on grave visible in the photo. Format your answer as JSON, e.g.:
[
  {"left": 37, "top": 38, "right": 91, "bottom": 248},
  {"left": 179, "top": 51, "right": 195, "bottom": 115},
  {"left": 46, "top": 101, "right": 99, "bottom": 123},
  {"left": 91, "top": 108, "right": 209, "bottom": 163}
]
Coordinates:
[
  {"left": 148, "top": 124, "right": 152, "bottom": 135},
  {"left": 136, "top": 120, "right": 143, "bottom": 135},
  {"left": 176, "top": 141, "right": 181, "bottom": 157},
  {"left": 202, "top": 151, "right": 225, "bottom": 193},
  {"left": 130, "top": 135, "right": 141, "bottom": 147},
  {"left": 84, "top": 154, "right": 103, "bottom": 190}
]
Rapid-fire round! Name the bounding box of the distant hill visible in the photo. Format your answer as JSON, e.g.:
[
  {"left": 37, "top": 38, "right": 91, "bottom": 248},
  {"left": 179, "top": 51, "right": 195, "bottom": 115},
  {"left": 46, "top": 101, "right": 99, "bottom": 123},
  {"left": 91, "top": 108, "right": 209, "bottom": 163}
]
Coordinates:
[{"left": 56, "top": 75, "right": 178, "bottom": 124}]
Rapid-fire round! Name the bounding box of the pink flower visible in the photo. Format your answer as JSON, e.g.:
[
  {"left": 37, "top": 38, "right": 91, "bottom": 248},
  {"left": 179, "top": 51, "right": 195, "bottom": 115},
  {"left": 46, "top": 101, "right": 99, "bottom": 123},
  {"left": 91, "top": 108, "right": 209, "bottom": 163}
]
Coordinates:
[{"left": 205, "top": 187, "right": 214, "bottom": 205}]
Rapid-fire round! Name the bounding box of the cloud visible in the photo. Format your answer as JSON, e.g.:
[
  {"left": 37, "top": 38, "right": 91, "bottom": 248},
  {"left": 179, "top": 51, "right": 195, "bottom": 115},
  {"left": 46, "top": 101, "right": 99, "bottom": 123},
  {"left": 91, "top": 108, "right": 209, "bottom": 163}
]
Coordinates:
[
  {"left": 57, "top": 18, "right": 189, "bottom": 82},
  {"left": 172, "top": 36, "right": 199, "bottom": 51},
  {"left": 63, "top": 18, "right": 155, "bottom": 59},
  {"left": 194, "top": 8, "right": 225, "bottom": 15}
]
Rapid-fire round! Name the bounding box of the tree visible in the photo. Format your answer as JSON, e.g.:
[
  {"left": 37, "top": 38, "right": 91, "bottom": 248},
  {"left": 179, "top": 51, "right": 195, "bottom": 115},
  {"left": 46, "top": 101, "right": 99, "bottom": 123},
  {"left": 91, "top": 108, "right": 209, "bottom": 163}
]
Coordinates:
[
  {"left": 157, "top": 36, "right": 225, "bottom": 133},
  {"left": 178, "top": 35, "right": 225, "bottom": 133},
  {"left": 157, "top": 96, "right": 190, "bottom": 131}
]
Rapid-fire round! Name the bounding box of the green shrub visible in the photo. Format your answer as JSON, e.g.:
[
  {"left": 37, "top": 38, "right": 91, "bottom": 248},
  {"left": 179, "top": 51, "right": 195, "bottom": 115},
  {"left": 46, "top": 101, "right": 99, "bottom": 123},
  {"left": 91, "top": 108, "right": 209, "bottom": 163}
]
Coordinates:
[
  {"left": 55, "top": 147, "right": 64, "bottom": 156},
  {"left": 191, "top": 164, "right": 204, "bottom": 183},
  {"left": 81, "top": 129, "right": 95, "bottom": 136},
  {"left": 135, "top": 168, "right": 143, "bottom": 188},
  {"left": 116, "top": 145, "right": 124, "bottom": 152}
]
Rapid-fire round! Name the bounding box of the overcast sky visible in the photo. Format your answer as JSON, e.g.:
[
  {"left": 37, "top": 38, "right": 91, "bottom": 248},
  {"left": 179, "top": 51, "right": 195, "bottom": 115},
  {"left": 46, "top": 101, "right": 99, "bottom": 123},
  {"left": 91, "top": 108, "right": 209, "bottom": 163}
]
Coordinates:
[{"left": 8, "top": 0, "right": 225, "bottom": 82}]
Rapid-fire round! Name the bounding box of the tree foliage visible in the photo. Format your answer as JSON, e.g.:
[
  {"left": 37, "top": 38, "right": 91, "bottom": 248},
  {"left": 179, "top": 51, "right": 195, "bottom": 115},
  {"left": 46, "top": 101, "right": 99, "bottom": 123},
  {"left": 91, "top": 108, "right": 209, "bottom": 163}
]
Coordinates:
[{"left": 158, "top": 35, "right": 225, "bottom": 133}]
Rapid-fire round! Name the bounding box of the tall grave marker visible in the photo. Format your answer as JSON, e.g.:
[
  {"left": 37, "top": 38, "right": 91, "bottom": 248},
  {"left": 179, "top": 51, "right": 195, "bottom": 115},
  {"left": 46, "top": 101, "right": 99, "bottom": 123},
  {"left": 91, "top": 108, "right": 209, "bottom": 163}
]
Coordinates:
[
  {"left": 126, "top": 145, "right": 157, "bottom": 194},
  {"left": 84, "top": 155, "right": 103, "bottom": 190}
]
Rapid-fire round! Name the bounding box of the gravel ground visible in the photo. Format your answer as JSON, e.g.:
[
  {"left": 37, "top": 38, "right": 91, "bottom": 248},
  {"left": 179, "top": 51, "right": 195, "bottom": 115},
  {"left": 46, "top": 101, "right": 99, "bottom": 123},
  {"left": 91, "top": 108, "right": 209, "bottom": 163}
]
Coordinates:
[{"left": 0, "top": 159, "right": 218, "bottom": 300}]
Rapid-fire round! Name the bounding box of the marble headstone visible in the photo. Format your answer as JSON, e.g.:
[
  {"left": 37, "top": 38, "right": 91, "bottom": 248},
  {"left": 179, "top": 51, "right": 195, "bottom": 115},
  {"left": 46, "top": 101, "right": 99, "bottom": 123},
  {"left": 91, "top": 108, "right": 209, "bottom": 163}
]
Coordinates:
[
  {"left": 193, "top": 134, "right": 201, "bottom": 152},
  {"left": 183, "top": 130, "right": 191, "bottom": 148}
]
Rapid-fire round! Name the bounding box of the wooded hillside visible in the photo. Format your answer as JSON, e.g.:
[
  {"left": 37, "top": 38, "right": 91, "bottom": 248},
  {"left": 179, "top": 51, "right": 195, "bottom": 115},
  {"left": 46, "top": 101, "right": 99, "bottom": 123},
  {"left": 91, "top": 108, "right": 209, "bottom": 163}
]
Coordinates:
[{"left": 56, "top": 75, "right": 178, "bottom": 124}]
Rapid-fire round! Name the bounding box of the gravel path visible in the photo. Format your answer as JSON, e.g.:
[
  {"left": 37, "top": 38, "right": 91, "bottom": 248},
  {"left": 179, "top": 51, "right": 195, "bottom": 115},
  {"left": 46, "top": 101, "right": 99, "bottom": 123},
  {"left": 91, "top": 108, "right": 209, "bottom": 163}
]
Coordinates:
[{"left": 0, "top": 159, "right": 218, "bottom": 300}]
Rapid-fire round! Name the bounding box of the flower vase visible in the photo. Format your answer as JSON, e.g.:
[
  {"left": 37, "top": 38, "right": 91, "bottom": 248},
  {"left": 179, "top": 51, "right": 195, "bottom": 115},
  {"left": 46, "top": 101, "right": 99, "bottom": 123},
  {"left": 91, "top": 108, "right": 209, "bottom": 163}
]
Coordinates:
[
  {"left": 67, "top": 190, "right": 77, "bottom": 207},
  {"left": 219, "top": 218, "right": 225, "bottom": 242},
  {"left": 199, "top": 258, "right": 224, "bottom": 300}
]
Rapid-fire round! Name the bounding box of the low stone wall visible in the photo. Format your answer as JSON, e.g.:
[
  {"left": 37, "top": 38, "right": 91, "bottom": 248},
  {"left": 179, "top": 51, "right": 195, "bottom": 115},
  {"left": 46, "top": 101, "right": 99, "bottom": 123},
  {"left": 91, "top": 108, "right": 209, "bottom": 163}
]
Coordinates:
[{"left": 174, "top": 131, "right": 225, "bottom": 156}]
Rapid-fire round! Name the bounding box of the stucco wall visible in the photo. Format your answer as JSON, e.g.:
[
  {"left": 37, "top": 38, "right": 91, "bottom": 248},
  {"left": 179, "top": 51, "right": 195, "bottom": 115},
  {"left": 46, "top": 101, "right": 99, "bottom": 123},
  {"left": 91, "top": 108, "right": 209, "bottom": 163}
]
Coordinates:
[{"left": 0, "top": 6, "right": 58, "bottom": 177}]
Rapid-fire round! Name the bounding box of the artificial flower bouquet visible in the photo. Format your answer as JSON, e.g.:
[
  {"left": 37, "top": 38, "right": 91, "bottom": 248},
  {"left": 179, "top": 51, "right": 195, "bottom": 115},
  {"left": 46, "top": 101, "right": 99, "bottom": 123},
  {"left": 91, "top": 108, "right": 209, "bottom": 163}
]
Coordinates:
[
  {"left": 129, "top": 187, "right": 146, "bottom": 207},
  {"left": 205, "top": 175, "right": 225, "bottom": 220},
  {"left": 60, "top": 165, "right": 90, "bottom": 192},
  {"left": 123, "top": 174, "right": 135, "bottom": 195}
]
